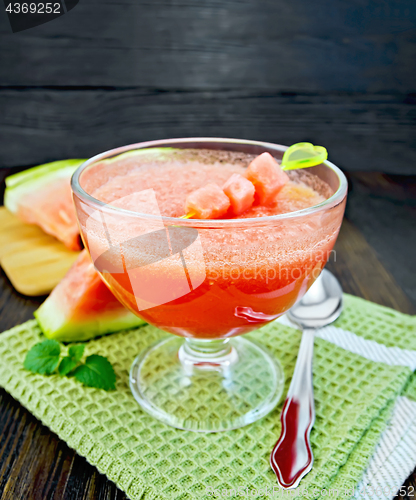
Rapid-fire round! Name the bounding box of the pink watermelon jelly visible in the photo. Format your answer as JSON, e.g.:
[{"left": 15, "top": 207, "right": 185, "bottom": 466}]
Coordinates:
[
  {"left": 76, "top": 148, "right": 344, "bottom": 339},
  {"left": 245, "top": 152, "right": 289, "bottom": 205},
  {"left": 222, "top": 173, "right": 255, "bottom": 216}
]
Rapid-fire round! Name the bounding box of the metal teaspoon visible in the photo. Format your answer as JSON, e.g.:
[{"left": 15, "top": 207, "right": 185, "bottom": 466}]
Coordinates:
[{"left": 270, "top": 269, "right": 343, "bottom": 489}]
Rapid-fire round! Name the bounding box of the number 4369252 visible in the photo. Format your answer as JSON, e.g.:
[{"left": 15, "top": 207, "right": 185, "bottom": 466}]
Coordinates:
[{"left": 5, "top": 3, "right": 61, "bottom": 14}]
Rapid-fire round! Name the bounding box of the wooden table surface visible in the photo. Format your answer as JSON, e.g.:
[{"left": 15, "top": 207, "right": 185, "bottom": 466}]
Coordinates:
[{"left": 0, "top": 172, "right": 414, "bottom": 500}]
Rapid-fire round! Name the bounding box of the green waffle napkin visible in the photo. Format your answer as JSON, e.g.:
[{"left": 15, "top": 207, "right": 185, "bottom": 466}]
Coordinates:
[{"left": 0, "top": 294, "right": 414, "bottom": 500}]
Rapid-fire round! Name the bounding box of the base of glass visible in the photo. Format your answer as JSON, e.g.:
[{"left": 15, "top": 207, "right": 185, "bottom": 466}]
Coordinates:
[{"left": 129, "top": 336, "right": 284, "bottom": 432}]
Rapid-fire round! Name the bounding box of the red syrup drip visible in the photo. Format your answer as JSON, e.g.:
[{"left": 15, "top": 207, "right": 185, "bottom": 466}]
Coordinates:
[{"left": 270, "top": 398, "right": 313, "bottom": 488}]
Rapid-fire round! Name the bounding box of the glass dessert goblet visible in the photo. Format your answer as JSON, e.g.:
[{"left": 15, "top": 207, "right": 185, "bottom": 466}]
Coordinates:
[{"left": 71, "top": 138, "right": 347, "bottom": 432}]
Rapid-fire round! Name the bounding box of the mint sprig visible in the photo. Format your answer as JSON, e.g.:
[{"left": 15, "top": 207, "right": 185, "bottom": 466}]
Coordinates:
[{"left": 24, "top": 340, "right": 115, "bottom": 391}]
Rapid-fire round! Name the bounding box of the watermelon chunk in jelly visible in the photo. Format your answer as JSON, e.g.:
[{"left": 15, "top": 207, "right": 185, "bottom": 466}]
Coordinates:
[
  {"left": 223, "top": 173, "right": 255, "bottom": 216},
  {"left": 184, "top": 183, "right": 230, "bottom": 219},
  {"left": 245, "top": 152, "right": 289, "bottom": 205}
]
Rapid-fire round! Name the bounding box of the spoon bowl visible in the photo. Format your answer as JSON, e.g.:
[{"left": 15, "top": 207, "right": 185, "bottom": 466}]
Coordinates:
[{"left": 288, "top": 269, "right": 343, "bottom": 329}]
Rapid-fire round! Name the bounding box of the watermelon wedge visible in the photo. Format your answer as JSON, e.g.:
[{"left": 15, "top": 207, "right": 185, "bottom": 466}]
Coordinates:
[
  {"left": 4, "top": 159, "right": 85, "bottom": 251},
  {"left": 35, "top": 250, "right": 145, "bottom": 342}
]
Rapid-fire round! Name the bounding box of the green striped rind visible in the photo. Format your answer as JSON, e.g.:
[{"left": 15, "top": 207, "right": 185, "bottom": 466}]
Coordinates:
[{"left": 34, "top": 299, "right": 145, "bottom": 343}]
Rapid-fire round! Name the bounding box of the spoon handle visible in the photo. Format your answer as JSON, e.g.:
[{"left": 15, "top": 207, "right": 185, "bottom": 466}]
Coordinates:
[{"left": 270, "top": 328, "right": 316, "bottom": 489}]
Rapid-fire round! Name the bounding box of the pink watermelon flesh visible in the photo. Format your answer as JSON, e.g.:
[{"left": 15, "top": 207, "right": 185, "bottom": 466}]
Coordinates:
[
  {"left": 34, "top": 250, "right": 144, "bottom": 342},
  {"left": 223, "top": 173, "right": 255, "bottom": 216},
  {"left": 184, "top": 183, "right": 230, "bottom": 219},
  {"left": 18, "top": 176, "right": 82, "bottom": 251},
  {"left": 245, "top": 152, "right": 290, "bottom": 205},
  {"left": 5, "top": 160, "right": 85, "bottom": 251}
]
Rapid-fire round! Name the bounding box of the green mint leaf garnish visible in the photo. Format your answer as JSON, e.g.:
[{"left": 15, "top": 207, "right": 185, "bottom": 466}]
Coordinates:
[
  {"left": 68, "top": 344, "right": 85, "bottom": 362},
  {"left": 58, "top": 356, "right": 78, "bottom": 376},
  {"left": 24, "top": 339, "right": 61, "bottom": 375},
  {"left": 73, "top": 354, "right": 116, "bottom": 391},
  {"left": 23, "top": 341, "right": 115, "bottom": 391}
]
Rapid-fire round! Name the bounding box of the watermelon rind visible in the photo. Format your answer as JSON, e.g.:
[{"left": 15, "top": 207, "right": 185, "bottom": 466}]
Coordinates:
[{"left": 34, "top": 299, "right": 145, "bottom": 342}]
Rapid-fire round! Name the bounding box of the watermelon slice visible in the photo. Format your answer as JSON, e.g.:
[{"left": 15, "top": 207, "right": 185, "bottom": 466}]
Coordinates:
[
  {"left": 35, "top": 250, "right": 145, "bottom": 342},
  {"left": 4, "top": 159, "right": 85, "bottom": 251},
  {"left": 184, "top": 183, "right": 230, "bottom": 219},
  {"left": 223, "top": 173, "right": 255, "bottom": 216},
  {"left": 245, "top": 152, "right": 289, "bottom": 204}
]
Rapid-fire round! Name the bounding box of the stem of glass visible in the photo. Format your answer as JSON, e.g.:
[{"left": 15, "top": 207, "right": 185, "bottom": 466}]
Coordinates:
[{"left": 178, "top": 338, "right": 238, "bottom": 373}]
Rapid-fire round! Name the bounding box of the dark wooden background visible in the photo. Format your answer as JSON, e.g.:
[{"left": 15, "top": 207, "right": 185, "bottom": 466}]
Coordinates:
[
  {"left": 0, "top": 1, "right": 415, "bottom": 498},
  {"left": 0, "top": 0, "right": 415, "bottom": 174}
]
